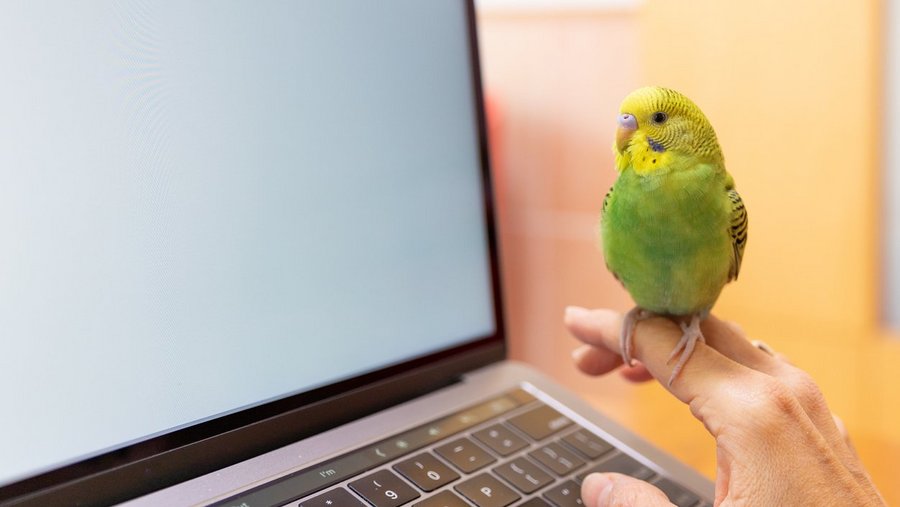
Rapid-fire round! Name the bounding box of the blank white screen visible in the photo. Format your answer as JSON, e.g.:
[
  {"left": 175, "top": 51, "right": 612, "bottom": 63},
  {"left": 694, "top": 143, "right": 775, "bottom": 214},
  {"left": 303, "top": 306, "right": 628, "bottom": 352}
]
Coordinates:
[{"left": 0, "top": 0, "right": 495, "bottom": 485}]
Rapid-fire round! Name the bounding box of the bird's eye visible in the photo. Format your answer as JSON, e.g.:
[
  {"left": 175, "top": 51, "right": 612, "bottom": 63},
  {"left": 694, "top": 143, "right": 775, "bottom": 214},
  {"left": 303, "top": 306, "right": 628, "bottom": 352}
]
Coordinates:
[{"left": 651, "top": 111, "right": 668, "bottom": 124}]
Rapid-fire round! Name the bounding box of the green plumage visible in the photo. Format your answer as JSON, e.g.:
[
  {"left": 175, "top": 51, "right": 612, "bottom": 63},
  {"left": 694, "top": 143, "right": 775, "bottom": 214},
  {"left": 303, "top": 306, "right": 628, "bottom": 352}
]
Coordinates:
[
  {"left": 601, "top": 162, "right": 734, "bottom": 316},
  {"left": 601, "top": 86, "right": 748, "bottom": 383}
]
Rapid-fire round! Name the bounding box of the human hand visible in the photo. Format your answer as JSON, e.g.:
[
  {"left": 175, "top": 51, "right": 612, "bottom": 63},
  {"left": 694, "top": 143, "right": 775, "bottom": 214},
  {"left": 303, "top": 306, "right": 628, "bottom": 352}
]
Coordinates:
[{"left": 564, "top": 306, "right": 885, "bottom": 507}]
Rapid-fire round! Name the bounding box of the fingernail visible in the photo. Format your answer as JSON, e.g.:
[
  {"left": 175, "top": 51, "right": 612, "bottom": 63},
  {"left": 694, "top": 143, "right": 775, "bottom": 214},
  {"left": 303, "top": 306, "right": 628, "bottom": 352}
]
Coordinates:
[{"left": 582, "top": 473, "right": 613, "bottom": 507}]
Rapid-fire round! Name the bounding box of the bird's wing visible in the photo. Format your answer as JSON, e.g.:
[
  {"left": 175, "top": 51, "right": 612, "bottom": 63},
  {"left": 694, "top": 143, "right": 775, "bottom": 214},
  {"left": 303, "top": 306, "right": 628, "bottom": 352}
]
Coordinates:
[
  {"left": 601, "top": 185, "right": 614, "bottom": 217},
  {"left": 727, "top": 188, "right": 748, "bottom": 281},
  {"left": 599, "top": 184, "right": 622, "bottom": 283}
]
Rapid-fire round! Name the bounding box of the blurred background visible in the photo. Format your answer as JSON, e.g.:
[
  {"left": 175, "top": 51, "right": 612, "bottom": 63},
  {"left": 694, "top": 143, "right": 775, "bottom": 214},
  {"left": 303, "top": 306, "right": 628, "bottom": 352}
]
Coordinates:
[{"left": 475, "top": 0, "right": 900, "bottom": 502}]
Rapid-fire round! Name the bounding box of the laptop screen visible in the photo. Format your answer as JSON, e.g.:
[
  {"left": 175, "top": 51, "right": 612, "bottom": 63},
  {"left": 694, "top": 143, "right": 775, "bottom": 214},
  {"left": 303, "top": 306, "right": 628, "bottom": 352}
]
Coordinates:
[{"left": 0, "top": 0, "right": 496, "bottom": 487}]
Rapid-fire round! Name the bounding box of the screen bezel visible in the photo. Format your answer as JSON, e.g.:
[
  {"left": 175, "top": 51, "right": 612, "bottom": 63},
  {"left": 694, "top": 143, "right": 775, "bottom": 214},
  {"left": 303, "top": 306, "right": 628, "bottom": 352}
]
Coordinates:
[{"left": 0, "top": 1, "right": 506, "bottom": 505}]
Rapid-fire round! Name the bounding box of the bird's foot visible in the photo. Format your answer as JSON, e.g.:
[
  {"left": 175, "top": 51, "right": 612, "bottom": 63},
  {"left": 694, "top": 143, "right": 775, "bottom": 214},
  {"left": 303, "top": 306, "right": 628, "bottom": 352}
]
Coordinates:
[
  {"left": 620, "top": 307, "right": 654, "bottom": 367},
  {"left": 665, "top": 313, "right": 706, "bottom": 387}
]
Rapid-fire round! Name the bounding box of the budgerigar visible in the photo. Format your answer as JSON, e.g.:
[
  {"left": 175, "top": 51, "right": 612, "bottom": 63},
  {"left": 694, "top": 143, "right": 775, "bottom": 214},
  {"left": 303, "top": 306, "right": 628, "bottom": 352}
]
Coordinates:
[{"left": 600, "top": 86, "right": 748, "bottom": 386}]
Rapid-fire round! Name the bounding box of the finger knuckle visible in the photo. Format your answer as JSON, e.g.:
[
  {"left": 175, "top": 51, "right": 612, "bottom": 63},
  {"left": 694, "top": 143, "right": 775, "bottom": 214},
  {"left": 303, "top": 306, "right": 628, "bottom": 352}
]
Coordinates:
[
  {"left": 737, "top": 374, "right": 804, "bottom": 429},
  {"left": 779, "top": 367, "right": 829, "bottom": 415}
]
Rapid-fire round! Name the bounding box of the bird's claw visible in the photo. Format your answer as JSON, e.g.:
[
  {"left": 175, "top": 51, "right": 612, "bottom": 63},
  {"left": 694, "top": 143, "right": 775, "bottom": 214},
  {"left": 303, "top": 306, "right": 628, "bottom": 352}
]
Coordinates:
[
  {"left": 666, "top": 313, "right": 706, "bottom": 387},
  {"left": 620, "top": 307, "right": 652, "bottom": 367}
]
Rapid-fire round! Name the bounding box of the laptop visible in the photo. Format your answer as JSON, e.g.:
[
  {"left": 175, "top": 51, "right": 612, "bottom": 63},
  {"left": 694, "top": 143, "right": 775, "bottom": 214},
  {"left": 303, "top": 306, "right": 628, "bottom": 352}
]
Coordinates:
[{"left": 0, "top": 1, "right": 714, "bottom": 506}]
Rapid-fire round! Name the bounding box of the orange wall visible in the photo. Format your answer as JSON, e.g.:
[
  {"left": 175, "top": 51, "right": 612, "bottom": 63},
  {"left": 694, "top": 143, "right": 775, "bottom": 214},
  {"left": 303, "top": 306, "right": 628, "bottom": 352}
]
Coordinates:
[
  {"left": 637, "top": 2, "right": 900, "bottom": 499},
  {"left": 478, "top": 2, "right": 899, "bottom": 502},
  {"left": 637, "top": 0, "right": 882, "bottom": 337}
]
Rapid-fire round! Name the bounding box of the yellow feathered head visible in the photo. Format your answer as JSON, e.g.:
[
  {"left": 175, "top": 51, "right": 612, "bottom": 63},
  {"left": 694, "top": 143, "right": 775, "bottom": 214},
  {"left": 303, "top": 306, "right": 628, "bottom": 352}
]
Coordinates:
[{"left": 615, "top": 86, "right": 723, "bottom": 172}]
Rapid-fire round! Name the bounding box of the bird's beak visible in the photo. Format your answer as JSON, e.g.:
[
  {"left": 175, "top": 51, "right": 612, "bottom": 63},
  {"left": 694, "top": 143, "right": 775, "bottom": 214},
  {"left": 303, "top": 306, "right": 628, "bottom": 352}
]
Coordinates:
[{"left": 616, "top": 113, "right": 638, "bottom": 152}]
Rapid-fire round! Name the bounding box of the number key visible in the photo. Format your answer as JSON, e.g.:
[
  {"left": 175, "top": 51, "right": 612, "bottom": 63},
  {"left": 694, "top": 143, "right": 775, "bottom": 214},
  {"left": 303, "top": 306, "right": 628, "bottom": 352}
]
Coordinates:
[
  {"left": 348, "top": 469, "right": 420, "bottom": 507},
  {"left": 394, "top": 452, "right": 460, "bottom": 492}
]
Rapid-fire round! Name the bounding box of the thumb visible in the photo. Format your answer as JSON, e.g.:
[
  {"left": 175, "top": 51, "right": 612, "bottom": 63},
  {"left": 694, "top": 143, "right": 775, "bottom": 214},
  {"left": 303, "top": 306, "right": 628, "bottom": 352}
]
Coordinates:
[{"left": 581, "top": 473, "right": 675, "bottom": 507}]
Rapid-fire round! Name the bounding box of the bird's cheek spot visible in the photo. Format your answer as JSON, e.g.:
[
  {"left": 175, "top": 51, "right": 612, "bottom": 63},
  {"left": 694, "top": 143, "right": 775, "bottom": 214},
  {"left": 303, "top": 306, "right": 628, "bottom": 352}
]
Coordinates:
[{"left": 647, "top": 137, "right": 666, "bottom": 153}]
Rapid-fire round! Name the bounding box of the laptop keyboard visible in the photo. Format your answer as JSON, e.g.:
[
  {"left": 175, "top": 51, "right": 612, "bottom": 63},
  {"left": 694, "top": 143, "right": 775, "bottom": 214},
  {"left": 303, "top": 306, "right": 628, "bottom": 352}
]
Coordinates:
[{"left": 213, "top": 389, "right": 711, "bottom": 507}]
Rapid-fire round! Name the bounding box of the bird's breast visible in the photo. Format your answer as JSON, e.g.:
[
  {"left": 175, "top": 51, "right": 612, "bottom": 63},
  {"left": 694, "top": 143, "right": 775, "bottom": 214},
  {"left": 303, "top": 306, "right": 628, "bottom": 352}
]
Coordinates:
[{"left": 600, "top": 166, "right": 732, "bottom": 315}]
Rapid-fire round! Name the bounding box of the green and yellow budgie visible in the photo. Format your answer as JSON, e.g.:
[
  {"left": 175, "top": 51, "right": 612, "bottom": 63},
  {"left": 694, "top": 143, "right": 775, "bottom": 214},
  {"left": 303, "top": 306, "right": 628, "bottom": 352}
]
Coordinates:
[{"left": 600, "top": 86, "right": 748, "bottom": 385}]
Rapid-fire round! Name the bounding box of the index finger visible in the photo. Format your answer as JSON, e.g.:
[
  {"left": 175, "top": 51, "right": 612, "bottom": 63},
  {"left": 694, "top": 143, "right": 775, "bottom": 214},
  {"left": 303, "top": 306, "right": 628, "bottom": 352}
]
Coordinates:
[
  {"left": 563, "top": 307, "right": 811, "bottom": 438},
  {"left": 564, "top": 307, "right": 742, "bottom": 402}
]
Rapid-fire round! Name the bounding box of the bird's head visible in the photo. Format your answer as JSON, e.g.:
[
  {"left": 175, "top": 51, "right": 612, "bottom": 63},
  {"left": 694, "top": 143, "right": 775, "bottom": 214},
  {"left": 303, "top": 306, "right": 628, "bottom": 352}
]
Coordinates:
[{"left": 614, "top": 86, "right": 723, "bottom": 173}]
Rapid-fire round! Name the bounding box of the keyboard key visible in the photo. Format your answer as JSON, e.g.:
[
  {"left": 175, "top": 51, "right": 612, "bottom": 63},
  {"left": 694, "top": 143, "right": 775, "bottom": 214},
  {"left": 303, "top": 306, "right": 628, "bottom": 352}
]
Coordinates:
[
  {"left": 528, "top": 442, "right": 585, "bottom": 476},
  {"left": 298, "top": 487, "right": 367, "bottom": 507},
  {"left": 492, "top": 457, "right": 552, "bottom": 494},
  {"left": 435, "top": 437, "right": 496, "bottom": 473},
  {"left": 348, "top": 469, "right": 420, "bottom": 507},
  {"left": 507, "top": 405, "right": 571, "bottom": 441},
  {"left": 518, "top": 499, "right": 552, "bottom": 507},
  {"left": 561, "top": 429, "right": 614, "bottom": 459},
  {"left": 393, "top": 452, "right": 460, "bottom": 492},
  {"left": 652, "top": 477, "right": 701, "bottom": 507},
  {"left": 454, "top": 473, "right": 520, "bottom": 507},
  {"left": 577, "top": 452, "right": 655, "bottom": 482},
  {"left": 543, "top": 480, "right": 584, "bottom": 506},
  {"left": 212, "top": 390, "right": 528, "bottom": 507},
  {"left": 472, "top": 423, "right": 529, "bottom": 456},
  {"left": 412, "top": 490, "right": 470, "bottom": 507}
]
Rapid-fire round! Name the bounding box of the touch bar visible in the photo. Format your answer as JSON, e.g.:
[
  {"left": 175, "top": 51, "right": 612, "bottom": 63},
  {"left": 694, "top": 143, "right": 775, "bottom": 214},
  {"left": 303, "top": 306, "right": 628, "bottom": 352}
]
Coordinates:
[{"left": 212, "top": 389, "right": 533, "bottom": 507}]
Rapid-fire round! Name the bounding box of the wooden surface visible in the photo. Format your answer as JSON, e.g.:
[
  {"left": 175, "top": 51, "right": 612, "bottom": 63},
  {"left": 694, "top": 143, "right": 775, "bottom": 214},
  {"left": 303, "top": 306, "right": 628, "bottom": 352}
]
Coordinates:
[{"left": 478, "top": 4, "right": 899, "bottom": 503}]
